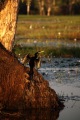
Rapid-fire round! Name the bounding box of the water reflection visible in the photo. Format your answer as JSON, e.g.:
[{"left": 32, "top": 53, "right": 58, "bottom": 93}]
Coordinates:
[
  {"left": 39, "top": 58, "right": 80, "bottom": 120},
  {"left": 0, "top": 109, "right": 61, "bottom": 120},
  {"left": 23, "top": 109, "right": 60, "bottom": 120}
]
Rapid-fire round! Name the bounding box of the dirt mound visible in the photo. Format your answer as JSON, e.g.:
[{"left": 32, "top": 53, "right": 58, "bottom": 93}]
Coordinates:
[{"left": 0, "top": 43, "right": 63, "bottom": 110}]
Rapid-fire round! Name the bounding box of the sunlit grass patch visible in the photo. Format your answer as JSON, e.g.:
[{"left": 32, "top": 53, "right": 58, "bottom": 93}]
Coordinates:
[{"left": 16, "top": 15, "right": 80, "bottom": 40}]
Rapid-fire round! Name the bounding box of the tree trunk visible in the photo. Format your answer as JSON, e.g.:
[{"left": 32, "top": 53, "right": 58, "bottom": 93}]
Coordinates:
[
  {"left": 27, "top": 4, "right": 30, "bottom": 15},
  {"left": 38, "top": 0, "right": 45, "bottom": 15},
  {"left": 47, "top": 7, "right": 51, "bottom": 16},
  {"left": 0, "top": 0, "right": 19, "bottom": 51}
]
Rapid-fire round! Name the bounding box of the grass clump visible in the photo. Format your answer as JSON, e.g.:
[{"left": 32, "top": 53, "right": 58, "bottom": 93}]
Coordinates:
[{"left": 13, "top": 45, "right": 80, "bottom": 58}]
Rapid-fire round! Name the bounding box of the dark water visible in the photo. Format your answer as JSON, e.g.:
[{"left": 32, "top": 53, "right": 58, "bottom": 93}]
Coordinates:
[
  {"left": 39, "top": 57, "right": 80, "bottom": 120},
  {"left": 1, "top": 58, "right": 80, "bottom": 120}
]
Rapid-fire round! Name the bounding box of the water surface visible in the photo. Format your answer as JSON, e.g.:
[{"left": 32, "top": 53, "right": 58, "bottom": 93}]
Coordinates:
[{"left": 39, "top": 57, "right": 80, "bottom": 120}]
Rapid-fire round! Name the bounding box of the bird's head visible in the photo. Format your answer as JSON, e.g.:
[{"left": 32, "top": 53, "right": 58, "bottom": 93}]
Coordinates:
[
  {"left": 35, "top": 51, "right": 44, "bottom": 57},
  {"left": 38, "top": 51, "right": 44, "bottom": 54}
]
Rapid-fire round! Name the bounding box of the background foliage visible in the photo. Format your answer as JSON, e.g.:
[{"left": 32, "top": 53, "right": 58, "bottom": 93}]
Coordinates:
[{"left": 19, "top": 0, "right": 80, "bottom": 15}]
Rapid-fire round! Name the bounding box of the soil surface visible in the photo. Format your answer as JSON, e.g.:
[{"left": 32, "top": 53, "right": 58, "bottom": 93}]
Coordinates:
[{"left": 0, "top": 43, "right": 63, "bottom": 112}]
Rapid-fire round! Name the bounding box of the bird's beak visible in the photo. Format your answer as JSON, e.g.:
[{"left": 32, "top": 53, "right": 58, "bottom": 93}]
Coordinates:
[{"left": 38, "top": 51, "right": 44, "bottom": 53}]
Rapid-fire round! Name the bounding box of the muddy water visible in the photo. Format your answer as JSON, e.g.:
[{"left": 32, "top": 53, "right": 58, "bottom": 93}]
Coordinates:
[{"left": 39, "top": 57, "right": 80, "bottom": 120}]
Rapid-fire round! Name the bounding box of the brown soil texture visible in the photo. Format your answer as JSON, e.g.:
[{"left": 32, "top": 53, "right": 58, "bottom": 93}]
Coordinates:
[{"left": 0, "top": 43, "right": 64, "bottom": 111}]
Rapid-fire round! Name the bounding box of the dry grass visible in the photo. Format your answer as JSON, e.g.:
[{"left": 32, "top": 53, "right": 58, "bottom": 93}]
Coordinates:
[{"left": 15, "top": 15, "right": 80, "bottom": 41}]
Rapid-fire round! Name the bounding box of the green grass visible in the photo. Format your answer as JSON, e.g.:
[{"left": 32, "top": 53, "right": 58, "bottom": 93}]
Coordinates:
[
  {"left": 14, "top": 15, "right": 80, "bottom": 57},
  {"left": 15, "top": 15, "right": 80, "bottom": 42},
  {"left": 13, "top": 45, "right": 80, "bottom": 58}
]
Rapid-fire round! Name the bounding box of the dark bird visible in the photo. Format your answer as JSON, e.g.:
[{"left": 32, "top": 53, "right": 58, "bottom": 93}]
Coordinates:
[
  {"left": 28, "top": 51, "right": 44, "bottom": 80},
  {"left": 22, "top": 51, "right": 44, "bottom": 80},
  {"left": 27, "top": 51, "right": 43, "bottom": 79}
]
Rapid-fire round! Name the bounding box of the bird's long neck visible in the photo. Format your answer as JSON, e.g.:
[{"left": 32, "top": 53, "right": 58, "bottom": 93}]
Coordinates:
[{"left": 34, "top": 54, "right": 38, "bottom": 59}]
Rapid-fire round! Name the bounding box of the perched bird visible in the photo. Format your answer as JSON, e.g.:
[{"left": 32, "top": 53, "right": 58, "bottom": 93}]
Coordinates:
[
  {"left": 28, "top": 51, "right": 44, "bottom": 80},
  {"left": 21, "top": 51, "right": 44, "bottom": 80}
]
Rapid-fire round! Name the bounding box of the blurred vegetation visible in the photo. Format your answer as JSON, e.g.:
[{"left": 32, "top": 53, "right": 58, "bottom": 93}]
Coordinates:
[
  {"left": 13, "top": 45, "right": 80, "bottom": 58},
  {"left": 14, "top": 15, "right": 80, "bottom": 57},
  {"left": 16, "top": 15, "right": 80, "bottom": 40},
  {"left": 19, "top": 0, "right": 80, "bottom": 15}
]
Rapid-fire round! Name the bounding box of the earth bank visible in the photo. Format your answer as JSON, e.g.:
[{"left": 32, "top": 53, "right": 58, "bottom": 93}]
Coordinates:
[{"left": 0, "top": 43, "right": 63, "bottom": 111}]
